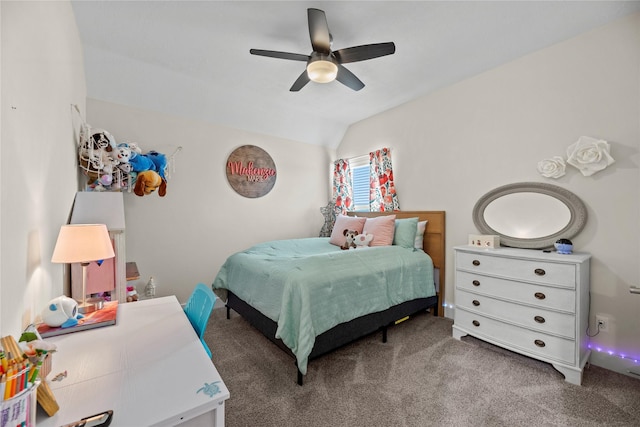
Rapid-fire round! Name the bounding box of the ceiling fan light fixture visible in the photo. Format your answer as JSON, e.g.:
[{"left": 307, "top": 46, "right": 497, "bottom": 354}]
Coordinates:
[
  {"left": 250, "top": 8, "right": 395, "bottom": 91},
  {"left": 306, "top": 60, "right": 338, "bottom": 83}
]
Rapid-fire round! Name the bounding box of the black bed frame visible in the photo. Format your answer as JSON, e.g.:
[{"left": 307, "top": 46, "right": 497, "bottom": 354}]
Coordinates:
[{"left": 225, "top": 291, "right": 439, "bottom": 385}]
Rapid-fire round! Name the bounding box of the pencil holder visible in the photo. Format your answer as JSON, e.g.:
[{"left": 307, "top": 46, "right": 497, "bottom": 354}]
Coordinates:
[{"left": 0, "top": 380, "right": 39, "bottom": 427}]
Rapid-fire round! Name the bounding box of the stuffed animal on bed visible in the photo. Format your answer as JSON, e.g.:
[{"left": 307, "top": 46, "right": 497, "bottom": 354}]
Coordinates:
[
  {"left": 341, "top": 229, "right": 359, "bottom": 250},
  {"left": 353, "top": 233, "right": 374, "bottom": 248}
]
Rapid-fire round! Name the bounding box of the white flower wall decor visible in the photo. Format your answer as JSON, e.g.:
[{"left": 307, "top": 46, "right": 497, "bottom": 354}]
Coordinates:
[
  {"left": 537, "top": 136, "right": 615, "bottom": 179},
  {"left": 537, "top": 156, "right": 566, "bottom": 179},
  {"left": 566, "top": 136, "right": 615, "bottom": 176}
]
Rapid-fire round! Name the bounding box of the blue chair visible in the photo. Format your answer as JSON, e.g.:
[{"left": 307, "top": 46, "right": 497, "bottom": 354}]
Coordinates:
[{"left": 184, "top": 283, "right": 217, "bottom": 357}]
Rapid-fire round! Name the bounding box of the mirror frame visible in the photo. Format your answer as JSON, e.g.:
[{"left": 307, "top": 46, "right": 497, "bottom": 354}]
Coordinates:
[{"left": 472, "top": 182, "right": 587, "bottom": 249}]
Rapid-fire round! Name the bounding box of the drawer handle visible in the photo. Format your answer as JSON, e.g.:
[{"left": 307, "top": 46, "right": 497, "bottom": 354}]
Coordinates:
[
  {"left": 534, "top": 292, "right": 546, "bottom": 300},
  {"left": 472, "top": 280, "right": 480, "bottom": 287},
  {"left": 472, "top": 320, "right": 480, "bottom": 327},
  {"left": 534, "top": 339, "right": 546, "bottom": 348},
  {"left": 534, "top": 268, "right": 546, "bottom": 276},
  {"left": 472, "top": 260, "right": 480, "bottom": 266},
  {"left": 472, "top": 300, "right": 480, "bottom": 306},
  {"left": 534, "top": 315, "right": 546, "bottom": 324}
]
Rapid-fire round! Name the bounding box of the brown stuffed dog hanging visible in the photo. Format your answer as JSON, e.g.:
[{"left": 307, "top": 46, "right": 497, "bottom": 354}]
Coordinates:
[{"left": 134, "top": 170, "right": 166, "bottom": 197}]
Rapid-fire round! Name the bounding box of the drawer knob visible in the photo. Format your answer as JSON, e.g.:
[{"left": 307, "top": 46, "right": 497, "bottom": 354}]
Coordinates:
[
  {"left": 472, "top": 280, "right": 480, "bottom": 287},
  {"left": 472, "top": 260, "right": 480, "bottom": 266},
  {"left": 534, "top": 339, "right": 546, "bottom": 348},
  {"left": 472, "top": 320, "right": 480, "bottom": 327},
  {"left": 534, "top": 315, "right": 546, "bottom": 324},
  {"left": 472, "top": 300, "right": 480, "bottom": 306},
  {"left": 534, "top": 292, "right": 546, "bottom": 300},
  {"left": 534, "top": 268, "right": 546, "bottom": 276}
]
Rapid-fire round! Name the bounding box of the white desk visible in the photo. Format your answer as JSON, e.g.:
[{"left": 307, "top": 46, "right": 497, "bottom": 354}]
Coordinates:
[{"left": 36, "top": 296, "right": 229, "bottom": 427}]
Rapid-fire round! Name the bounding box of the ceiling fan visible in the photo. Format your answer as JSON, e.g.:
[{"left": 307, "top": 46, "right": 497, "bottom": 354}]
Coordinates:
[{"left": 250, "top": 8, "right": 395, "bottom": 92}]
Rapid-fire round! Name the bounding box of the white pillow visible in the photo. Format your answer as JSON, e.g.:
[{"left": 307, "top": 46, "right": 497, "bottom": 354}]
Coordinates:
[{"left": 414, "top": 220, "right": 428, "bottom": 250}]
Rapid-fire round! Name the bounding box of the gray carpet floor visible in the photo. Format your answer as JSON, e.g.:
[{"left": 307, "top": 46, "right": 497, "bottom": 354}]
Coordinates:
[{"left": 204, "top": 308, "right": 640, "bottom": 427}]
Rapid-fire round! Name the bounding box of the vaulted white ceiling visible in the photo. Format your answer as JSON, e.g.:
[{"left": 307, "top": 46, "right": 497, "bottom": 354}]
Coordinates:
[{"left": 71, "top": 1, "right": 640, "bottom": 148}]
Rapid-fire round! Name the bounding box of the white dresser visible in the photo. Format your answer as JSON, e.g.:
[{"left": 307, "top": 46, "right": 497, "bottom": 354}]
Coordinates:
[{"left": 452, "top": 245, "right": 591, "bottom": 385}]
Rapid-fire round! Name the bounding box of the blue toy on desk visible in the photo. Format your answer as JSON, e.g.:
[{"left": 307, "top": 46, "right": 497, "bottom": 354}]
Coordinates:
[{"left": 41, "top": 296, "right": 84, "bottom": 328}]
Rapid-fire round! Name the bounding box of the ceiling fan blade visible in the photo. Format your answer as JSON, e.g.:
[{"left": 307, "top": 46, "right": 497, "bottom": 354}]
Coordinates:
[
  {"left": 336, "top": 64, "right": 365, "bottom": 91},
  {"left": 250, "top": 49, "right": 310, "bottom": 62},
  {"left": 333, "top": 42, "right": 396, "bottom": 64},
  {"left": 308, "top": 8, "right": 331, "bottom": 54},
  {"left": 290, "top": 70, "right": 310, "bottom": 92}
]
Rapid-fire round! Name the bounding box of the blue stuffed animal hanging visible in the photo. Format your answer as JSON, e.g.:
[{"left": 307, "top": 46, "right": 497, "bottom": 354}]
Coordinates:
[
  {"left": 129, "top": 151, "right": 156, "bottom": 173},
  {"left": 146, "top": 151, "right": 168, "bottom": 179}
]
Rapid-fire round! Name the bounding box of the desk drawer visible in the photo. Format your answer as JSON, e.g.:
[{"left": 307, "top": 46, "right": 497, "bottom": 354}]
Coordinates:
[
  {"left": 456, "top": 271, "right": 576, "bottom": 313},
  {"left": 454, "top": 308, "right": 576, "bottom": 365},
  {"left": 455, "top": 290, "right": 575, "bottom": 338},
  {"left": 456, "top": 251, "right": 576, "bottom": 288}
]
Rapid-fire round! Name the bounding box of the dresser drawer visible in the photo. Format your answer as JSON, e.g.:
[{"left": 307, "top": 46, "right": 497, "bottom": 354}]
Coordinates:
[
  {"left": 456, "top": 251, "right": 576, "bottom": 288},
  {"left": 454, "top": 308, "right": 576, "bottom": 365},
  {"left": 455, "top": 290, "right": 576, "bottom": 338},
  {"left": 456, "top": 270, "right": 576, "bottom": 313}
]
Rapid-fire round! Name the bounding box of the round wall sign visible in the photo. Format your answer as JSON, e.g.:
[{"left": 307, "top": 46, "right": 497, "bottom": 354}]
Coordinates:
[{"left": 226, "top": 145, "right": 277, "bottom": 198}]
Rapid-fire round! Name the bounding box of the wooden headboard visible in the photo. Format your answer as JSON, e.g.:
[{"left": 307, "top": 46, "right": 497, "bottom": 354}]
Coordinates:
[{"left": 347, "top": 211, "right": 446, "bottom": 317}]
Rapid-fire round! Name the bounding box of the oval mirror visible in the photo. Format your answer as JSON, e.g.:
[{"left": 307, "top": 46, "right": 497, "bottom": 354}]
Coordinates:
[{"left": 473, "top": 182, "right": 587, "bottom": 249}]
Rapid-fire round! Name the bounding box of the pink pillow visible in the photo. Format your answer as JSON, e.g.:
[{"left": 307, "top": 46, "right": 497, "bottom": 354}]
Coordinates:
[
  {"left": 329, "top": 215, "right": 366, "bottom": 246},
  {"left": 363, "top": 215, "right": 396, "bottom": 246}
]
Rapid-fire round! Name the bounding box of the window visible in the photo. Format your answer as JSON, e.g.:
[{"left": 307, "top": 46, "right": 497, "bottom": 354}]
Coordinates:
[
  {"left": 334, "top": 148, "right": 398, "bottom": 213},
  {"left": 350, "top": 155, "right": 369, "bottom": 211}
]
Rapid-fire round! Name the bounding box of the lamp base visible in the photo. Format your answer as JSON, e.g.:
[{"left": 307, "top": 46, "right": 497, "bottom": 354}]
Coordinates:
[
  {"left": 77, "top": 297, "right": 104, "bottom": 314},
  {"left": 77, "top": 301, "right": 97, "bottom": 314}
]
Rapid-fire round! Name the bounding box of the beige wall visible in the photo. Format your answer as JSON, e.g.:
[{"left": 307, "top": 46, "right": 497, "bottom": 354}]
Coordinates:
[
  {"left": 337, "top": 13, "right": 640, "bottom": 375},
  {"left": 86, "top": 99, "right": 333, "bottom": 304},
  {"left": 0, "top": 1, "right": 86, "bottom": 337}
]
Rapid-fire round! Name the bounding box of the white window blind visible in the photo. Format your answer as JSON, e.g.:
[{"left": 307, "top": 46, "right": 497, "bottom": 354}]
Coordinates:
[{"left": 350, "top": 155, "right": 369, "bottom": 211}]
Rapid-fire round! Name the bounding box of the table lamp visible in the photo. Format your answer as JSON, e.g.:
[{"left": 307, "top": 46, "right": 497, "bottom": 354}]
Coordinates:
[{"left": 51, "top": 224, "right": 115, "bottom": 314}]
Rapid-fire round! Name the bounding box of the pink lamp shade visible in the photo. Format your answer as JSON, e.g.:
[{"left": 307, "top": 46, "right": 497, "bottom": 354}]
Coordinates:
[
  {"left": 51, "top": 224, "right": 115, "bottom": 314},
  {"left": 51, "top": 224, "right": 115, "bottom": 264}
]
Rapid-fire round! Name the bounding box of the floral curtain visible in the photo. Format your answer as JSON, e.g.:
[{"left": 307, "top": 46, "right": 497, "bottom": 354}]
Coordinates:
[
  {"left": 369, "top": 147, "right": 400, "bottom": 212},
  {"left": 332, "top": 159, "right": 353, "bottom": 215}
]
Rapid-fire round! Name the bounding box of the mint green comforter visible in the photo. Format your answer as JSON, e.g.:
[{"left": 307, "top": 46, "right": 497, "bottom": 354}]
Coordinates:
[{"left": 212, "top": 237, "right": 434, "bottom": 374}]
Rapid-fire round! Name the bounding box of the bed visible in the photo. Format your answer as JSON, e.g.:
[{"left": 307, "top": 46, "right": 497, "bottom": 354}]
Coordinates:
[{"left": 212, "top": 211, "right": 446, "bottom": 385}]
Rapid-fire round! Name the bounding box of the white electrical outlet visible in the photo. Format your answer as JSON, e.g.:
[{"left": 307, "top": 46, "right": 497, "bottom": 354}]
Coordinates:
[{"left": 596, "top": 315, "right": 609, "bottom": 332}]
